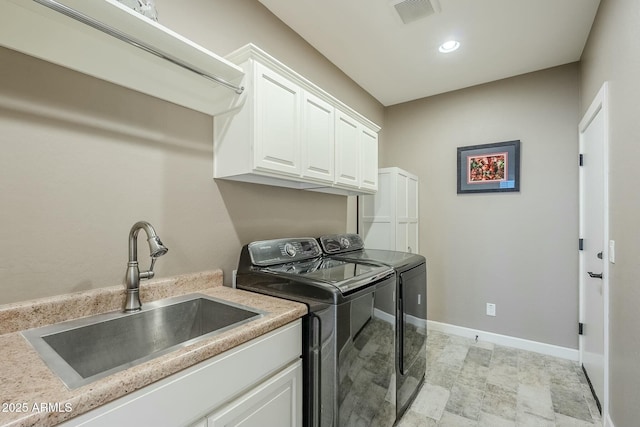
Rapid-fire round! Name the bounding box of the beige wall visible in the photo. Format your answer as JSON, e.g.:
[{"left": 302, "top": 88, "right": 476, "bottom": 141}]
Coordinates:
[
  {"left": 0, "top": 0, "right": 383, "bottom": 304},
  {"left": 383, "top": 64, "right": 580, "bottom": 348},
  {"left": 580, "top": 0, "right": 640, "bottom": 424}
]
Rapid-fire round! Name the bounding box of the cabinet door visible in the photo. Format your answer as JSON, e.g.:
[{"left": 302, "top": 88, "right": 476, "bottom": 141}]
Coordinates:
[
  {"left": 360, "top": 171, "right": 394, "bottom": 249},
  {"left": 301, "top": 92, "right": 334, "bottom": 183},
  {"left": 407, "top": 220, "right": 418, "bottom": 253},
  {"left": 359, "top": 127, "right": 378, "bottom": 192},
  {"left": 254, "top": 62, "right": 301, "bottom": 176},
  {"left": 407, "top": 174, "right": 419, "bottom": 252},
  {"left": 396, "top": 222, "right": 408, "bottom": 253},
  {"left": 395, "top": 171, "right": 418, "bottom": 252},
  {"left": 397, "top": 172, "right": 408, "bottom": 219},
  {"left": 397, "top": 221, "right": 419, "bottom": 253},
  {"left": 408, "top": 175, "right": 418, "bottom": 220},
  {"left": 207, "top": 361, "right": 302, "bottom": 427},
  {"left": 334, "top": 110, "right": 360, "bottom": 188}
]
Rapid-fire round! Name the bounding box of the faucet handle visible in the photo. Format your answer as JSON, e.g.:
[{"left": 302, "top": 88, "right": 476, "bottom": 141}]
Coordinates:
[
  {"left": 139, "top": 258, "right": 157, "bottom": 280},
  {"left": 149, "top": 257, "right": 158, "bottom": 273}
]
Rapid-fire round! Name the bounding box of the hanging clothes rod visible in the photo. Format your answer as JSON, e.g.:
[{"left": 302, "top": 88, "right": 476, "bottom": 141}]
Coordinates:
[{"left": 32, "top": 0, "right": 245, "bottom": 95}]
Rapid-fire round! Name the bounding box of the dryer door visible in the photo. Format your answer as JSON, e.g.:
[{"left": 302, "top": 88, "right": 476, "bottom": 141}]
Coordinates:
[{"left": 398, "top": 263, "right": 427, "bottom": 374}]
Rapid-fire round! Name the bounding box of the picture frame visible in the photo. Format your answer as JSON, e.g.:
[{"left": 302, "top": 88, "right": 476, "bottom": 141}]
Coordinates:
[{"left": 457, "top": 140, "right": 521, "bottom": 194}]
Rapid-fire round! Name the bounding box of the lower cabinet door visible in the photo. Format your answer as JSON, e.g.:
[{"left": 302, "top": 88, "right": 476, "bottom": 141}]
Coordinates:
[{"left": 207, "top": 361, "right": 302, "bottom": 427}]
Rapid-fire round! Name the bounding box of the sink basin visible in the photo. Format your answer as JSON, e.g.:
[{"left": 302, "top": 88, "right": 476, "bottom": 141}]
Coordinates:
[{"left": 22, "top": 293, "right": 264, "bottom": 389}]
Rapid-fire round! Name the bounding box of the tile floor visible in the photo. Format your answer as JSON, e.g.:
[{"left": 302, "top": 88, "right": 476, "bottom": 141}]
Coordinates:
[{"left": 398, "top": 331, "right": 602, "bottom": 427}]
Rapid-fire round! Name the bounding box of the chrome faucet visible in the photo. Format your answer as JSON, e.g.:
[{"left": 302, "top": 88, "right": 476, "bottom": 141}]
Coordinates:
[{"left": 124, "top": 221, "right": 169, "bottom": 312}]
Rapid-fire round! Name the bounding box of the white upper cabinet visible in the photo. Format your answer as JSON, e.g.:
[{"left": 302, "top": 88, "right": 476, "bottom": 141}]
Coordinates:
[
  {"left": 360, "top": 127, "right": 379, "bottom": 192},
  {"left": 254, "top": 63, "right": 302, "bottom": 177},
  {"left": 335, "top": 111, "right": 361, "bottom": 188},
  {"left": 301, "top": 92, "right": 335, "bottom": 183},
  {"left": 214, "top": 44, "right": 380, "bottom": 195},
  {"left": 0, "top": 0, "right": 245, "bottom": 116},
  {"left": 334, "top": 111, "right": 379, "bottom": 192}
]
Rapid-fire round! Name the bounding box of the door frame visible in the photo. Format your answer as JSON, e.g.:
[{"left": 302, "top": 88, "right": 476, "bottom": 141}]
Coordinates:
[{"left": 578, "top": 81, "right": 609, "bottom": 421}]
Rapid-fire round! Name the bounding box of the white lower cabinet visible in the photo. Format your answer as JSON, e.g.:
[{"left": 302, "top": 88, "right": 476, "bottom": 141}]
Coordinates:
[
  {"left": 60, "top": 321, "right": 302, "bottom": 427},
  {"left": 205, "top": 361, "right": 301, "bottom": 427}
]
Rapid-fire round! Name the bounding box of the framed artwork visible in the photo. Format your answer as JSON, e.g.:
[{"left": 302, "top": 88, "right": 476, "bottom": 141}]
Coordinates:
[{"left": 457, "top": 140, "right": 521, "bottom": 194}]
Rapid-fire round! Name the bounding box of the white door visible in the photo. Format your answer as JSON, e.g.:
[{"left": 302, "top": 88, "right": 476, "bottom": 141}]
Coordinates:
[{"left": 579, "top": 83, "right": 609, "bottom": 412}]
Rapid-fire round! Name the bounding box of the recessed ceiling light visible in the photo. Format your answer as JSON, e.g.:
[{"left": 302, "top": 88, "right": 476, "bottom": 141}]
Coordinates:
[{"left": 439, "top": 40, "right": 460, "bottom": 53}]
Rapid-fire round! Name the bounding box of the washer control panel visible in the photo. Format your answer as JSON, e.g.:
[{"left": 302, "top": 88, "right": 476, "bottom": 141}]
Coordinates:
[
  {"left": 248, "top": 238, "right": 321, "bottom": 266},
  {"left": 283, "top": 243, "right": 297, "bottom": 257}
]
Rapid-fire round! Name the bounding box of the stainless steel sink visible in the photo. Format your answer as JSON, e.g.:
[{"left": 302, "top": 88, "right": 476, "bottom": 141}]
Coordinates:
[{"left": 22, "top": 293, "right": 264, "bottom": 389}]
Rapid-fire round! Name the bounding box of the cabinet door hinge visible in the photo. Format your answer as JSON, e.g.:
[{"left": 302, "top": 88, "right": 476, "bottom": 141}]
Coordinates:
[
  {"left": 579, "top": 238, "right": 584, "bottom": 251},
  {"left": 579, "top": 154, "right": 584, "bottom": 166},
  {"left": 579, "top": 322, "right": 584, "bottom": 335}
]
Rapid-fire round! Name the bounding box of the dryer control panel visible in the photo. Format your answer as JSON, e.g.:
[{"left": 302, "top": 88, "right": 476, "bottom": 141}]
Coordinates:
[{"left": 318, "top": 233, "right": 364, "bottom": 254}]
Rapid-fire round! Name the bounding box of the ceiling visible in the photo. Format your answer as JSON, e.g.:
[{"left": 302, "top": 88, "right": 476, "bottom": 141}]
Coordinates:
[{"left": 257, "top": 0, "right": 601, "bottom": 106}]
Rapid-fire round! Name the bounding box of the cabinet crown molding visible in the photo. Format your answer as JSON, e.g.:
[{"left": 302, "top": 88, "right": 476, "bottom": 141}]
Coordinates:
[{"left": 227, "top": 44, "right": 381, "bottom": 133}]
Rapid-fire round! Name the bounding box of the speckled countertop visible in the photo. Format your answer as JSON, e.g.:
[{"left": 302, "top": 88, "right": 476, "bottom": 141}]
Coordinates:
[{"left": 0, "top": 270, "right": 307, "bottom": 427}]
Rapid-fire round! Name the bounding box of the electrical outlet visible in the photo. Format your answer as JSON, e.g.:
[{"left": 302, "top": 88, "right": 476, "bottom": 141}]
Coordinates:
[
  {"left": 486, "top": 303, "right": 496, "bottom": 316},
  {"left": 232, "top": 269, "right": 237, "bottom": 288}
]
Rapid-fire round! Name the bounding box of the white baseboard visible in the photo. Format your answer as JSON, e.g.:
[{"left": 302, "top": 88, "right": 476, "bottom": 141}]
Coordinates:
[
  {"left": 427, "top": 320, "right": 579, "bottom": 361},
  {"left": 374, "top": 308, "right": 395, "bottom": 325},
  {"left": 374, "top": 308, "right": 427, "bottom": 330}
]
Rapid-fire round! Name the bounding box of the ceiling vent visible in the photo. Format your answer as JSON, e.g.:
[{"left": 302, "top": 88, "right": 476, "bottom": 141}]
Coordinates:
[{"left": 390, "top": 0, "right": 440, "bottom": 25}]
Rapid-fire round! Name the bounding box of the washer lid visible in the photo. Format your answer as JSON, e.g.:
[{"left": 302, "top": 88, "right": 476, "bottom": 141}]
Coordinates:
[
  {"left": 262, "top": 257, "right": 394, "bottom": 294},
  {"left": 331, "top": 248, "right": 425, "bottom": 270}
]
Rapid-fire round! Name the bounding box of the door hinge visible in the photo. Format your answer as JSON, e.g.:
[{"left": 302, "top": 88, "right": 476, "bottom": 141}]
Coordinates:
[
  {"left": 579, "top": 238, "right": 584, "bottom": 251},
  {"left": 579, "top": 322, "right": 584, "bottom": 335},
  {"left": 579, "top": 153, "right": 584, "bottom": 166}
]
